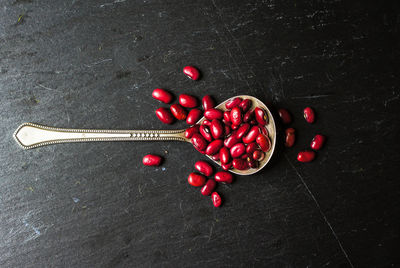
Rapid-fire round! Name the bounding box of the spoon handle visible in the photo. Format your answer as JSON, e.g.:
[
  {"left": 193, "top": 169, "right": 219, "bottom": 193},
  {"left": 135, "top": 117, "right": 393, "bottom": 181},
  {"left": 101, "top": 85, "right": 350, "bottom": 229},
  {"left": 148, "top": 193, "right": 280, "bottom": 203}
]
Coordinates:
[{"left": 14, "top": 123, "right": 189, "bottom": 149}]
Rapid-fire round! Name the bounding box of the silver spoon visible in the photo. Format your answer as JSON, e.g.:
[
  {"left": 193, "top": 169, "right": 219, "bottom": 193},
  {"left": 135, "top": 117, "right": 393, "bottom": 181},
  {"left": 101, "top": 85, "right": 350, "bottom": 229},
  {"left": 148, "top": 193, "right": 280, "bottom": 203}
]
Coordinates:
[{"left": 13, "top": 95, "right": 276, "bottom": 175}]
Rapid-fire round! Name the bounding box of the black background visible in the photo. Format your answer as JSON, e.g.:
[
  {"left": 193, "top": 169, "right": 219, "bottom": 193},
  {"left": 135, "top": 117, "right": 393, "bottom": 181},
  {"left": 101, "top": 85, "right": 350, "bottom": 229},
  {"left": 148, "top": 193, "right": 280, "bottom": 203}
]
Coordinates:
[{"left": 1, "top": 0, "right": 399, "bottom": 267}]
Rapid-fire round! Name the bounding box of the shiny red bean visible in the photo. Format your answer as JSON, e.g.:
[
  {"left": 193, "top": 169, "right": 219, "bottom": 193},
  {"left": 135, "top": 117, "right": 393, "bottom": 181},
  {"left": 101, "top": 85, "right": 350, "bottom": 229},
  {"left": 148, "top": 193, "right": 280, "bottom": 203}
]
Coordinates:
[
  {"left": 246, "top": 142, "right": 258, "bottom": 154},
  {"left": 202, "top": 95, "right": 215, "bottom": 110},
  {"left": 223, "top": 111, "right": 231, "bottom": 122},
  {"left": 170, "top": 103, "right": 187, "bottom": 120},
  {"left": 204, "top": 108, "right": 223, "bottom": 120},
  {"left": 297, "top": 151, "right": 316, "bottom": 162},
  {"left": 310, "top": 134, "right": 325, "bottom": 150},
  {"left": 247, "top": 157, "right": 258, "bottom": 168},
  {"left": 221, "top": 162, "right": 232, "bottom": 171},
  {"left": 201, "top": 179, "right": 216, "bottom": 196},
  {"left": 235, "top": 123, "right": 250, "bottom": 139},
  {"left": 179, "top": 94, "right": 198, "bottom": 108},
  {"left": 238, "top": 99, "right": 252, "bottom": 113},
  {"left": 142, "top": 154, "right": 162, "bottom": 166},
  {"left": 278, "top": 108, "right": 292, "bottom": 124},
  {"left": 219, "top": 147, "right": 230, "bottom": 165},
  {"left": 194, "top": 160, "right": 213, "bottom": 176},
  {"left": 183, "top": 66, "right": 200, "bottom": 80},
  {"left": 253, "top": 150, "right": 265, "bottom": 161},
  {"left": 155, "top": 107, "right": 174, "bottom": 124},
  {"left": 225, "top": 97, "right": 242, "bottom": 109},
  {"left": 191, "top": 133, "right": 208, "bottom": 151},
  {"left": 230, "top": 107, "right": 242, "bottom": 126},
  {"left": 242, "top": 126, "right": 260, "bottom": 144},
  {"left": 224, "top": 133, "right": 240, "bottom": 148},
  {"left": 224, "top": 125, "right": 231, "bottom": 136},
  {"left": 202, "top": 120, "right": 212, "bottom": 127},
  {"left": 200, "top": 125, "right": 213, "bottom": 142},
  {"left": 188, "top": 172, "right": 206, "bottom": 187},
  {"left": 254, "top": 107, "right": 268, "bottom": 126},
  {"left": 232, "top": 158, "right": 249, "bottom": 170},
  {"left": 152, "top": 88, "right": 173, "bottom": 104},
  {"left": 211, "top": 192, "right": 222, "bottom": 207},
  {"left": 206, "top": 139, "right": 223, "bottom": 156},
  {"left": 304, "top": 107, "right": 315, "bottom": 123},
  {"left": 243, "top": 109, "right": 254, "bottom": 123},
  {"left": 185, "top": 125, "right": 200, "bottom": 139},
  {"left": 210, "top": 119, "right": 224, "bottom": 139},
  {"left": 230, "top": 143, "right": 245, "bottom": 158},
  {"left": 285, "top": 128, "right": 295, "bottom": 147},
  {"left": 215, "top": 171, "right": 233, "bottom": 184},
  {"left": 186, "top": 109, "right": 202, "bottom": 125},
  {"left": 256, "top": 134, "right": 271, "bottom": 152}
]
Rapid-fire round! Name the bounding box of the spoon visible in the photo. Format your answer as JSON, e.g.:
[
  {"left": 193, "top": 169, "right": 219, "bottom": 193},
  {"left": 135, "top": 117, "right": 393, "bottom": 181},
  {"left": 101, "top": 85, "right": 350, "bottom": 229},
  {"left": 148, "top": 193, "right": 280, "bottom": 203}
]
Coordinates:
[{"left": 13, "top": 95, "right": 276, "bottom": 175}]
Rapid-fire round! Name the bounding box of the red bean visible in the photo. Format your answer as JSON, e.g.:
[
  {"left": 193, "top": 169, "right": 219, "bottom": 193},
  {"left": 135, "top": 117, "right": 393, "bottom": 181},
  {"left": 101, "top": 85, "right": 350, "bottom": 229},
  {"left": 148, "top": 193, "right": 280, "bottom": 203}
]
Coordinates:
[
  {"left": 246, "top": 142, "right": 258, "bottom": 154},
  {"left": 232, "top": 158, "right": 249, "bottom": 170},
  {"left": 204, "top": 108, "right": 223, "bottom": 120},
  {"left": 278, "top": 108, "right": 292, "bottom": 124},
  {"left": 310, "top": 134, "right": 325, "bottom": 150},
  {"left": 230, "top": 107, "right": 242, "bottom": 126},
  {"left": 183, "top": 66, "right": 200, "bottom": 80},
  {"left": 155, "top": 107, "right": 174, "bottom": 124},
  {"left": 201, "top": 179, "right": 216, "bottom": 196},
  {"left": 188, "top": 172, "right": 206, "bottom": 187},
  {"left": 194, "top": 160, "right": 213, "bottom": 176},
  {"left": 242, "top": 126, "right": 260, "bottom": 144},
  {"left": 224, "top": 133, "right": 240, "bottom": 148},
  {"left": 297, "top": 151, "right": 316, "bottom": 162},
  {"left": 304, "top": 107, "right": 315, "bottom": 123},
  {"left": 170, "top": 103, "right": 187, "bottom": 120},
  {"left": 256, "top": 134, "right": 271, "bottom": 152},
  {"left": 253, "top": 150, "right": 265, "bottom": 161},
  {"left": 254, "top": 107, "right": 268, "bottom": 126},
  {"left": 211, "top": 192, "right": 222, "bottom": 207},
  {"left": 285, "top": 128, "right": 295, "bottom": 147},
  {"left": 259, "top": 125, "right": 269, "bottom": 136},
  {"left": 191, "top": 133, "right": 208, "bottom": 151},
  {"left": 210, "top": 119, "right": 224, "bottom": 139},
  {"left": 225, "top": 97, "right": 242, "bottom": 109},
  {"left": 230, "top": 143, "right": 245, "bottom": 158},
  {"left": 200, "top": 125, "right": 213, "bottom": 142},
  {"left": 152, "top": 88, "right": 173, "bottom": 104},
  {"left": 142, "top": 154, "right": 162, "bottom": 166},
  {"left": 202, "top": 95, "right": 215, "bottom": 110},
  {"left": 243, "top": 109, "right": 254, "bottom": 123},
  {"left": 224, "top": 125, "right": 231, "bottom": 136},
  {"left": 186, "top": 109, "right": 202, "bottom": 125},
  {"left": 238, "top": 99, "right": 252, "bottom": 113},
  {"left": 206, "top": 139, "right": 223, "bottom": 156},
  {"left": 235, "top": 123, "right": 250, "bottom": 139},
  {"left": 219, "top": 146, "right": 230, "bottom": 164},
  {"left": 223, "top": 111, "right": 231, "bottom": 122},
  {"left": 215, "top": 171, "right": 233, "bottom": 184},
  {"left": 185, "top": 125, "right": 199, "bottom": 139},
  {"left": 247, "top": 157, "right": 258, "bottom": 168},
  {"left": 221, "top": 162, "right": 232, "bottom": 171},
  {"left": 179, "top": 94, "right": 198, "bottom": 108},
  {"left": 202, "top": 120, "right": 212, "bottom": 127}
]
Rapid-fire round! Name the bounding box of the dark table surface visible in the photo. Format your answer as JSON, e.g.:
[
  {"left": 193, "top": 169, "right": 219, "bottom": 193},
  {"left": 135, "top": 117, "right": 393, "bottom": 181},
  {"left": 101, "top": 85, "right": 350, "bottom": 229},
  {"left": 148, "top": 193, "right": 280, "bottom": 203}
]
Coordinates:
[{"left": 1, "top": 0, "right": 399, "bottom": 267}]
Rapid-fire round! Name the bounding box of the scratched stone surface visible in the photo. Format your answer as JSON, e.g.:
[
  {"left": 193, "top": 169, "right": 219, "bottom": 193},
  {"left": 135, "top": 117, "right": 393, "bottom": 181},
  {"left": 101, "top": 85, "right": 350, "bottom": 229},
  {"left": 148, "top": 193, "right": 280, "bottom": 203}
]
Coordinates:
[{"left": 0, "top": 0, "right": 399, "bottom": 267}]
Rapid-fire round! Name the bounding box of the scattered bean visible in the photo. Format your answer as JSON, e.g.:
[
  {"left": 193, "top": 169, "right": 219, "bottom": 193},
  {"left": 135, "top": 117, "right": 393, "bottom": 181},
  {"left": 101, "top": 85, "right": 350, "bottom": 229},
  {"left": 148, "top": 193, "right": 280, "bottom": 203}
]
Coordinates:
[
  {"left": 155, "top": 107, "right": 174, "bottom": 124},
  {"left": 183, "top": 66, "right": 200, "bottom": 80},
  {"left": 142, "top": 155, "right": 163, "bottom": 166},
  {"left": 152, "top": 88, "right": 173, "bottom": 104}
]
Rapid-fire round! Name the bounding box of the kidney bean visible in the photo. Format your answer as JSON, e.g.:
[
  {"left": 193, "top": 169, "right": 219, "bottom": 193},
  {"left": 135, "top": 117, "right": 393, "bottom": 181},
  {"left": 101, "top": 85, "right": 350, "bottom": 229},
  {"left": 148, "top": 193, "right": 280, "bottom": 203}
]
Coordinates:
[
  {"left": 188, "top": 172, "right": 206, "bottom": 187},
  {"left": 211, "top": 192, "right": 222, "bottom": 207},
  {"left": 202, "top": 120, "right": 212, "bottom": 127},
  {"left": 259, "top": 125, "right": 269, "bottom": 136},
  {"left": 304, "top": 107, "right": 315, "bottom": 123},
  {"left": 215, "top": 171, "right": 233, "bottom": 184},
  {"left": 170, "top": 103, "right": 187, "bottom": 120},
  {"left": 232, "top": 158, "right": 249, "bottom": 170},
  {"left": 230, "top": 107, "right": 242, "bottom": 126},
  {"left": 152, "top": 88, "right": 173, "bottom": 104},
  {"left": 185, "top": 125, "right": 200, "bottom": 139},
  {"left": 256, "top": 134, "right": 271, "bottom": 152},
  {"left": 224, "top": 125, "right": 231, "bottom": 136},
  {"left": 201, "top": 179, "right": 216, "bottom": 196},
  {"left": 219, "top": 147, "right": 230, "bottom": 164},
  {"left": 202, "top": 95, "right": 215, "bottom": 110},
  {"left": 238, "top": 99, "right": 252, "bottom": 113},
  {"left": 230, "top": 143, "right": 246, "bottom": 158},
  {"left": 223, "top": 111, "right": 231, "bottom": 122},
  {"left": 191, "top": 133, "right": 207, "bottom": 151},
  {"left": 204, "top": 108, "right": 223, "bottom": 120},
  {"left": 212, "top": 153, "right": 220, "bottom": 161},
  {"left": 310, "top": 134, "right": 325, "bottom": 150},
  {"left": 179, "top": 94, "right": 198, "bottom": 108},
  {"left": 253, "top": 150, "right": 265, "bottom": 161},
  {"left": 206, "top": 139, "right": 223, "bottom": 156},
  {"left": 200, "top": 125, "right": 213, "bottom": 142},
  {"left": 243, "top": 109, "right": 254, "bottom": 123},
  {"left": 242, "top": 126, "right": 260, "bottom": 144},
  {"left": 278, "top": 108, "right": 292, "bottom": 124},
  {"left": 235, "top": 123, "right": 250, "bottom": 139},
  {"left": 225, "top": 97, "right": 242, "bottom": 109},
  {"left": 210, "top": 119, "right": 224, "bottom": 139},
  {"left": 297, "top": 151, "right": 316, "bottom": 162},
  {"left": 247, "top": 157, "right": 258, "bottom": 168},
  {"left": 194, "top": 160, "right": 213, "bottom": 176},
  {"left": 224, "top": 133, "right": 240, "bottom": 148},
  {"left": 155, "top": 107, "right": 174, "bottom": 124},
  {"left": 255, "top": 107, "right": 268, "bottom": 126},
  {"left": 285, "top": 128, "right": 295, "bottom": 147},
  {"left": 246, "top": 142, "right": 258, "bottom": 154},
  {"left": 183, "top": 66, "right": 200, "bottom": 80},
  {"left": 221, "top": 162, "right": 232, "bottom": 171},
  {"left": 142, "top": 154, "right": 162, "bottom": 166},
  {"left": 186, "top": 109, "right": 202, "bottom": 125}
]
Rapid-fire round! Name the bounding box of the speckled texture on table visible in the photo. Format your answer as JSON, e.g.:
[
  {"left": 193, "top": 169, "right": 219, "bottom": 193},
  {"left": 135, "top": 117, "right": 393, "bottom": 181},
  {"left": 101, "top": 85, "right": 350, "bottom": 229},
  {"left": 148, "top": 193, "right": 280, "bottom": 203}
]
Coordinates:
[{"left": 0, "top": 0, "right": 399, "bottom": 267}]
